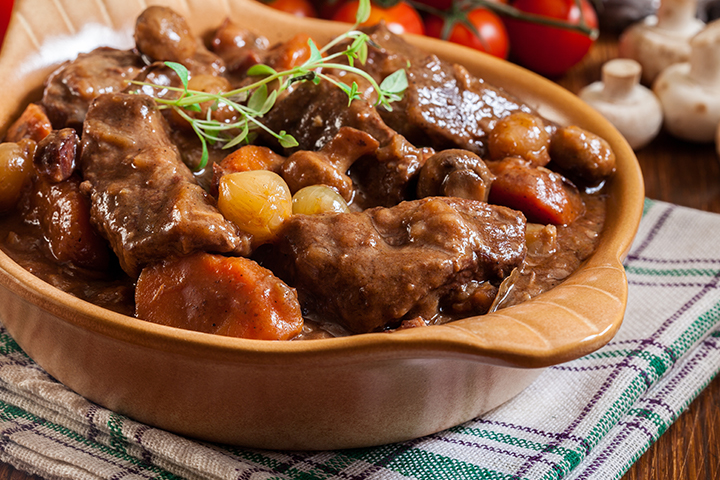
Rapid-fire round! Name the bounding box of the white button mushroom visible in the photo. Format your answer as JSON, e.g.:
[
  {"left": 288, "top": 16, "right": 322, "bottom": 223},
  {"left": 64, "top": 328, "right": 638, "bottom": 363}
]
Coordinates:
[
  {"left": 579, "top": 58, "right": 663, "bottom": 149},
  {"left": 653, "top": 19, "right": 720, "bottom": 142},
  {"left": 618, "top": 0, "right": 705, "bottom": 85}
]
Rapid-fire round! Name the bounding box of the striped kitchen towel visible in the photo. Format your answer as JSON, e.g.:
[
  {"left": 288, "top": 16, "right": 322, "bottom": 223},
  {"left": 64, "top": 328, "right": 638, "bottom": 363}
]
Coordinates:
[{"left": 0, "top": 197, "right": 718, "bottom": 480}]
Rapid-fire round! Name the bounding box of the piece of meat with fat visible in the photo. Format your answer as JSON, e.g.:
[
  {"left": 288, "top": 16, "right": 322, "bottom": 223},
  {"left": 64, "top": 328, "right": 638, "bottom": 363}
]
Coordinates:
[
  {"left": 42, "top": 47, "right": 144, "bottom": 130},
  {"left": 79, "top": 92, "right": 251, "bottom": 277},
  {"left": 277, "top": 197, "right": 527, "bottom": 333}
]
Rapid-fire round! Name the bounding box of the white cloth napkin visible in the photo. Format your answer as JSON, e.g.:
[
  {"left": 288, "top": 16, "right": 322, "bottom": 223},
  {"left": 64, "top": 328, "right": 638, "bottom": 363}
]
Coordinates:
[{"left": 0, "top": 198, "right": 718, "bottom": 480}]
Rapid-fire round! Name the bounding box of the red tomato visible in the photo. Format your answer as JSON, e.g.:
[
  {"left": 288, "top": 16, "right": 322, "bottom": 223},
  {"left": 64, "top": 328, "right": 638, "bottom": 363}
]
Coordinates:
[
  {"left": 264, "top": 0, "right": 318, "bottom": 17},
  {"left": 0, "top": 0, "right": 13, "bottom": 47},
  {"left": 503, "top": 0, "right": 598, "bottom": 77},
  {"left": 332, "top": 0, "right": 425, "bottom": 35},
  {"left": 425, "top": 8, "right": 509, "bottom": 59},
  {"left": 316, "top": 0, "right": 346, "bottom": 19}
]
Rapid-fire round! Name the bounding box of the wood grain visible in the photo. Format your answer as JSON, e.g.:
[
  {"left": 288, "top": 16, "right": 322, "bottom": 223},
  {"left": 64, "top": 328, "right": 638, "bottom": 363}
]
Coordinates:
[{"left": 1, "top": 32, "right": 720, "bottom": 480}]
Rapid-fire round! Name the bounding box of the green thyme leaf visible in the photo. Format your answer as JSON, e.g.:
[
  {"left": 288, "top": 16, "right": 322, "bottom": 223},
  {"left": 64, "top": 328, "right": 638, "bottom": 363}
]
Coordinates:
[
  {"left": 357, "top": 41, "right": 368, "bottom": 65},
  {"left": 224, "top": 122, "right": 250, "bottom": 149},
  {"left": 164, "top": 61, "right": 190, "bottom": 92},
  {"left": 278, "top": 131, "right": 299, "bottom": 149},
  {"left": 380, "top": 69, "right": 408, "bottom": 95},
  {"left": 356, "top": 0, "right": 371, "bottom": 24},
  {"left": 259, "top": 89, "right": 278, "bottom": 116},
  {"left": 308, "top": 39, "right": 323, "bottom": 64},
  {"left": 246, "top": 64, "right": 278, "bottom": 77},
  {"left": 248, "top": 84, "right": 268, "bottom": 113},
  {"left": 194, "top": 129, "right": 210, "bottom": 170}
]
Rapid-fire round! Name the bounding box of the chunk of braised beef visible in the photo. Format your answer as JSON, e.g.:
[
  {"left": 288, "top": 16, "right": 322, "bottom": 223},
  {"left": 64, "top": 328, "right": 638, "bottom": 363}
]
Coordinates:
[
  {"left": 416, "top": 149, "right": 494, "bottom": 202},
  {"left": 277, "top": 197, "right": 527, "bottom": 333},
  {"left": 350, "top": 135, "right": 433, "bottom": 208},
  {"left": 42, "top": 47, "right": 144, "bottom": 130},
  {"left": 34, "top": 128, "right": 79, "bottom": 183},
  {"left": 342, "top": 24, "right": 545, "bottom": 155},
  {"left": 261, "top": 77, "right": 393, "bottom": 152},
  {"left": 79, "top": 92, "right": 251, "bottom": 277},
  {"left": 125, "top": 62, "right": 184, "bottom": 101},
  {"left": 125, "top": 66, "right": 234, "bottom": 183}
]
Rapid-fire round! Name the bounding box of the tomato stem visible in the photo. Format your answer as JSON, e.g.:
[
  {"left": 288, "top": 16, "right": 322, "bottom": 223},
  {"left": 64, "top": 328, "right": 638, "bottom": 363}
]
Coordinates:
[
  {"left": 482, "top": 0, "right": 597, "bottom": 38},
  {"left": 428, "top": 2, "right": 492, "bottom": 50},
  {"left": 411, "top": 0, "right": 598, "bottom": 39}
]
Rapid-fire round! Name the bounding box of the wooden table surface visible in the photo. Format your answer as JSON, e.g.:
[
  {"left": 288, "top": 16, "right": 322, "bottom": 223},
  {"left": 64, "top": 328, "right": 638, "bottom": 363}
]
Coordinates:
[{"left": 0, "top": 33, "right": 719, "bottom": 480}]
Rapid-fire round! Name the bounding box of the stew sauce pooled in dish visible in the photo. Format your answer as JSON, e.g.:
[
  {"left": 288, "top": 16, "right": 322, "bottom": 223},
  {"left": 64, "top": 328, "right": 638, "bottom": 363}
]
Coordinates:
[{"left": 0, "top": 6, "right": 615, "bottom": 340}]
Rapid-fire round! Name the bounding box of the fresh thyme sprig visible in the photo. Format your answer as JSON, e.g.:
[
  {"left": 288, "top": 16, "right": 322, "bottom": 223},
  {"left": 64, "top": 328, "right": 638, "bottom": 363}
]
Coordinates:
[{"left": 130, "top": 0, "right": 407, "bottom": 171}]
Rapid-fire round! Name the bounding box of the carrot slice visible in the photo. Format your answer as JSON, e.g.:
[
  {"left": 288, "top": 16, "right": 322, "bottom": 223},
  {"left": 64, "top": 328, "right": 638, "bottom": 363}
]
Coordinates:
[
  {"left": 488, "top": 157, "right": 585, "bottom": 225},
  {"left": 5, "top": 103, "right": 53, "bottom": 143},
  {"left": 136, "top": 252, "right": 303, "bottom": 340}
]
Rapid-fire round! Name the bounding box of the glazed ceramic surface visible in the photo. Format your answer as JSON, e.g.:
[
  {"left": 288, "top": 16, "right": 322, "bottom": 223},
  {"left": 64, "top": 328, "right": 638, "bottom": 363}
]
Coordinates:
[{"left": 0, "top": 0, "right": 644, "bottom": 450}]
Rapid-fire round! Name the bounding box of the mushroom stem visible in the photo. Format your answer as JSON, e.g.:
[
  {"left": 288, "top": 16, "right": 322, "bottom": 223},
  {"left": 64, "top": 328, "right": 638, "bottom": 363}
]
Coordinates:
[
  {"left": 602, "top": 59, "right": 643, "bottom": 99},
  {"left": 689, "top": 22, "right": 720, "bottom": 86},
  {"left": 657, "top": 0, "right": 702, "bottom": 33}
]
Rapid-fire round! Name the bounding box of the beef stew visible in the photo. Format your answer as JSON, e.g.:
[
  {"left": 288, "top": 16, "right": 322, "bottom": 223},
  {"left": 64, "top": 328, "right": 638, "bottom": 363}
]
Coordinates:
[{"left": 0, "top": 6, "right": 615, "bottom": 340}]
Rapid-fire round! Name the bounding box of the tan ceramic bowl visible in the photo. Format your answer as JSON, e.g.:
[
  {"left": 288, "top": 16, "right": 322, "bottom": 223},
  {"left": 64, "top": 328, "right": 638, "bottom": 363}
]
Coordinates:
[{"left": 0, "top": 0, "right": 644, "bottom": 450}]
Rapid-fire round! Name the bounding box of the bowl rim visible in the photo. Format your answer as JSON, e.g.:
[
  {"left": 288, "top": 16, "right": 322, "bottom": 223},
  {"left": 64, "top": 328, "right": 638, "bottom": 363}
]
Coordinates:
[{"left": 0, "top": 0, "right": 645, "bottom": 370}]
